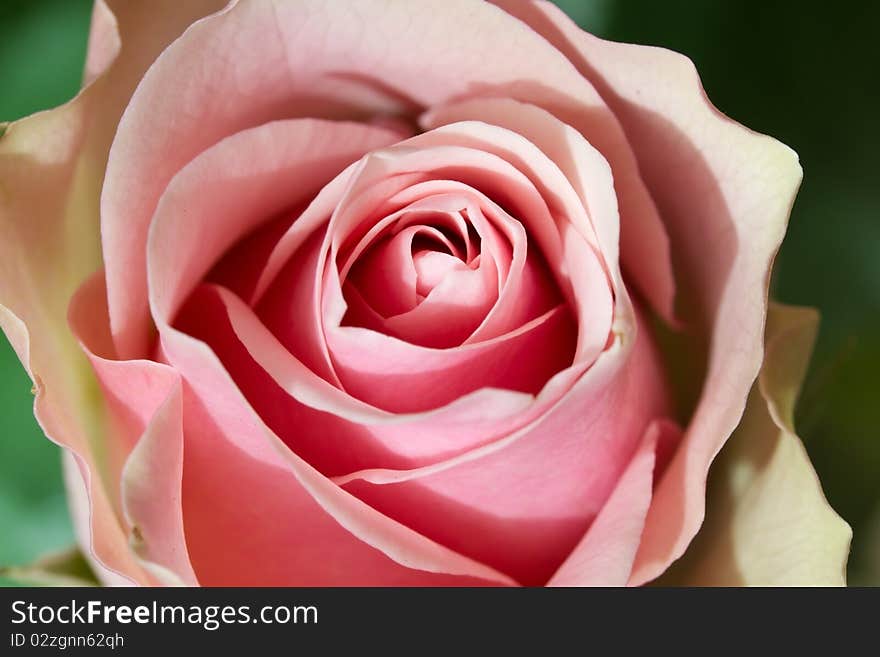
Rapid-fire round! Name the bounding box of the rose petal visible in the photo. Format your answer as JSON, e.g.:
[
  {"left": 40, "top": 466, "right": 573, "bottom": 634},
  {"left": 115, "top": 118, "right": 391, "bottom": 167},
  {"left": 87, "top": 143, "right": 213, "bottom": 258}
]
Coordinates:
[
  {"left": 548, "top": 420, "right": 680, "bottom": 586},
  {"left": 147, "top": 118, "right": 403, "bottom": 329},
  {"left": 422, "top": 97, "right": 629, "bottom": 307},
  {"left": 326, "top": 305, "right": 576, "bottom": 413},
  {"left": 373, "top": 123, "right": 615, "bottom": 359},
  {"left": 178, "top": 388, "right": 507, "bottom": 586},
  {"left": 321, "top": 180, "right": 554, "bottom": 347},
  {"left": 490, "top": 0, "right": 676, "bottom": 323},
  {"left": 83, "top": 1, "right": 119, "bottom": 86}
]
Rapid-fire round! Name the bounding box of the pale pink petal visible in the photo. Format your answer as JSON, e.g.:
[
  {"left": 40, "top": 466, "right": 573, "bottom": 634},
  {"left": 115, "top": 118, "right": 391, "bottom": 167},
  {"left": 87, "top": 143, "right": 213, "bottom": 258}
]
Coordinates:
[
  {"left": 0, "top": 292, "right": 145, "bottom": 586},
  {"left": 338, "top": 204, "right": 506, "bottom": 346},
  {"left": 414, "top": 118, "right": 604, "bottom": 257},
  {"left": 293, "top": 134, "right": 609, "bottom": 361},
  {"left": 327, "top": 306, "right": 576, "bottom": 413},
  {"left": 413, "top": 250, "right": 471, "bottom": 296},
  {"left": 178, "top": 387, "right": 507, "bottom": 586},
  {"left": 502, "top": 1, "right": 804, "bottom": 583},
  {"left": 347, "top": 226, "right": 422, "bottom": 317},
  {"left": 378, "top": 256, "right": 497, "bottom": 349},
  {"left": 353, "top": 183, "right": 562, "bottom": 343},
  {"left": 342, "top": 205, "right": 476, "bottom": 274},
  {"left": 422, "top": 97, "right": 630, "bottom": 306},
  {"left": 548, "top": 420, "right": 680, "bottom": 586},
  {"left": 325, "top": 180, "right": 542, "bottom": 346},
  {"left": 255, "top": 134, "right": 594, "bottom": 392},
  {"left": 365, "top": 124, "right": 615, "bottom": 360}
]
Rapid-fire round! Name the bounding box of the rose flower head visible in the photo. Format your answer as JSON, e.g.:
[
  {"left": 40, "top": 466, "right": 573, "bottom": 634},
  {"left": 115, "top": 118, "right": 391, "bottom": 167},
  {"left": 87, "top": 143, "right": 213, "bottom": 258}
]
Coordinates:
[{"left": 0, "top": 0, "right": 850, "bottom": 586}]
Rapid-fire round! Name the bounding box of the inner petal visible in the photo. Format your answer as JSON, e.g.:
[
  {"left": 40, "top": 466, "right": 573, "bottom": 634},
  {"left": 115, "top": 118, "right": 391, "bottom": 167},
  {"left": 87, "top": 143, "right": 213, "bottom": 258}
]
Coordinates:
[
  {"left": 413, "top": 250, "right": 468, "bottom": 298},
  {"left": 382, "top": 257, "right": 498, "bottom": 348},
  {"left": 346, "top": 230, "right": 419, "bottom": 318}
]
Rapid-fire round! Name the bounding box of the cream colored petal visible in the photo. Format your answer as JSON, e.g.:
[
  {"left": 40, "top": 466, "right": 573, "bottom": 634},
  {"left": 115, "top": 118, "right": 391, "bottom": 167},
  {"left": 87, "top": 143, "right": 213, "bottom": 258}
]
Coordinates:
[{"left": 662, "top": 303, "right": 851, "bottom": 586}]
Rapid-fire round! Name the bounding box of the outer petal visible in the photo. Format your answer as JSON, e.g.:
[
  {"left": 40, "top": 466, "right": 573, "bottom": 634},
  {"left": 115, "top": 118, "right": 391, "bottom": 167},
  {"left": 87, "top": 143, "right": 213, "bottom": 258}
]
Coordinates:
[
  {"left": 0, "top": 0, "right": 226, "bottom": 584},
  {"left": 499, "top": 1, "right": 804, "bottom": 582},
  {"left": 659, "top": 304, "right": 850, "bottom": 586}
]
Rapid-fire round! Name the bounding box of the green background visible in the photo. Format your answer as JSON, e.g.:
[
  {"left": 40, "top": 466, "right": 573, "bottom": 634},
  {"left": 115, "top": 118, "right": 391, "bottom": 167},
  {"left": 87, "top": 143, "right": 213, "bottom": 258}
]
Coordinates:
[{"left": 1, "top": 0, "right": 877, "bottom": 585}]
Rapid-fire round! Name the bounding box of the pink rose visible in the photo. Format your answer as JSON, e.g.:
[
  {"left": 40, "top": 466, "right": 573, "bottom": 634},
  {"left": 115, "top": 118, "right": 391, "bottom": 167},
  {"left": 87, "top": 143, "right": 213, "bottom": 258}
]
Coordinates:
[{"left": 0, "top": 0, "right": 850, "bottom": 586}]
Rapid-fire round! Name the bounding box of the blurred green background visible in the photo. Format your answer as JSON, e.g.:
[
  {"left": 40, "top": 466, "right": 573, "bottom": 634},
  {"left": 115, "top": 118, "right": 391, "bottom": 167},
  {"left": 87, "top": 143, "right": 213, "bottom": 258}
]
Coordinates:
[{"left": 0, "top": 0, "right": 877, "bottom": 585}]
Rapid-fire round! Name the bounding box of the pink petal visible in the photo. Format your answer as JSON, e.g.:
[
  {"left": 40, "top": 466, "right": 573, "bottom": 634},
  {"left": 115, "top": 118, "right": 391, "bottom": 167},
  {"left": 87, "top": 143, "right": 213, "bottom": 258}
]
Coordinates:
[
  {"left": 548, "top": 420, "right": 680, "bottom": 586},
  {"left": 346, "top": 226, "right": 423, "bottom": 317},
  {"left": 381, "top": 123, "right": 616, "bottom": 360},
  {"left": 326, "top": 180, "right": 549, "bottom": 345},
  {"left": 326, "top": 305, "right": 576, "bottom": 413},
  {"left": 178, "top": 388, "right": 507, "bottom": 586},
  {"left": 422, "top": 97, "right": 628, "bottom": 302},
  {"left": 413, "top": 250, "right": 471, "bottom": 297},
  {"left": 490, "top": 0, "right": 677, "bottom": 323},
  {"left": 251, "top": 229, "right": 343, "bottom": 385},
  {"left": 206, "top": 214, "right": 295, "bottom": 305}
]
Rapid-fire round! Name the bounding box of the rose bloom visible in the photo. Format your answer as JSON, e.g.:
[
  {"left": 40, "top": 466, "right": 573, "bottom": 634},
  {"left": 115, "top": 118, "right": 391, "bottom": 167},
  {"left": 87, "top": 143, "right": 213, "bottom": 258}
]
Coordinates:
[{"left": 0, "top": 0, "right": 850, "bottom": 586}]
